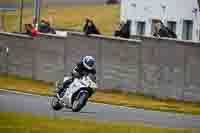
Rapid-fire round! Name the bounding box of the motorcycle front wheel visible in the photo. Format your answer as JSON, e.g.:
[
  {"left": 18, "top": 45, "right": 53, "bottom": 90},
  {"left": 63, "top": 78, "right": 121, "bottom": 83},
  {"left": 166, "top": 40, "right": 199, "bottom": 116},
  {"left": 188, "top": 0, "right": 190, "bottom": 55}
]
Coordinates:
[
  {"left": 51, "top": 96, "right": 63, "bottom": 111},
  {"left": 72, "top": 91, "right": 89, "bottom": 112}
]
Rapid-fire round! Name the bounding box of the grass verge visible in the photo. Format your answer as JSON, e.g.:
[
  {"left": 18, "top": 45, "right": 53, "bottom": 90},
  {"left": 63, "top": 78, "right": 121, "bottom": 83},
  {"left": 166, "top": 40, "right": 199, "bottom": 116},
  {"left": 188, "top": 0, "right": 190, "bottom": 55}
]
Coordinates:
[
  {"left": 1, "top": 74, "right": 200, "bottom": 115},
  {"left": 2, "top": 5, "right": 120, "bottom": 36},
  {"left": 0, "top": 112, "right": 199, "bottom": 133}
]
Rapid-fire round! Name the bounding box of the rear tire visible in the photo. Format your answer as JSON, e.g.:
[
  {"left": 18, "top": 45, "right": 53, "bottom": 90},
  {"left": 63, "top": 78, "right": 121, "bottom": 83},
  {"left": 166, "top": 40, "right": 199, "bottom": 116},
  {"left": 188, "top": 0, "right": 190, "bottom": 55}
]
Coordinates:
[
  {"left": 51, "top": 96, "right": 63, "bottom": 111},
  {"left": 72, "top": 91, "right": 89, "bottom": 112}
]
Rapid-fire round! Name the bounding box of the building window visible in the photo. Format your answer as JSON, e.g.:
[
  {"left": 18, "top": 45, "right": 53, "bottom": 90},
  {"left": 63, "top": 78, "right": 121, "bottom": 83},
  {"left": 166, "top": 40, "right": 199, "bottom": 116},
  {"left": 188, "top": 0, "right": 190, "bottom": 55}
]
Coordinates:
[
  {"left": 136, "top": 21, "right": 146, "bottom": 35},
  {"left": 182, "top": 20, "right": 193, "bottom": 40},
  {"left": 167, "top": 21, "right": 176, "bottom": 33}
]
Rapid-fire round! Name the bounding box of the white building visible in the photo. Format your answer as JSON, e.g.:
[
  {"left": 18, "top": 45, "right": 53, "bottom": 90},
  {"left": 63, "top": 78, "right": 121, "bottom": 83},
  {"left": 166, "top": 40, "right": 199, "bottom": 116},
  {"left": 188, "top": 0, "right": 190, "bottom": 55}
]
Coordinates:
[{"left": 120, "top": 0, "right": 200, "bottom": 41}]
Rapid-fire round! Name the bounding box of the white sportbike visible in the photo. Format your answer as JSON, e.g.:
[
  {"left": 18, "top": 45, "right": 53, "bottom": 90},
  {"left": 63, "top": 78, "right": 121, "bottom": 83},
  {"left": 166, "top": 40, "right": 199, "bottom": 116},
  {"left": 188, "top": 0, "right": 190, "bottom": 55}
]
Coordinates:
[{"left": 51, "top": 74, "right": 97, "bottom": 112}]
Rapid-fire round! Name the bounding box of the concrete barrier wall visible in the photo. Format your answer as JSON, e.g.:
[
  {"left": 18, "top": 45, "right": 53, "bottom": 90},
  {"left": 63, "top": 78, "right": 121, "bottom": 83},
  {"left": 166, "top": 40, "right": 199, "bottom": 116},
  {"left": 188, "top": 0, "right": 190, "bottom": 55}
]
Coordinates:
[
  {"left": 0, "top": 33, "right": 66, "bottom": 81},
  {"left": 66, "top": 32, "right": 141, "bottom": 91},
  {"left": 100, "top": 37, "right": 140, "bottom": 91},
  {"left": 0, "top": 33, "right": 34, "bottom": 77},
  {"left": 33, "top": 35, "right": 65, "bottom": 81},
  {"left": 1, "top": 32, "right": 200, "bottom": 102},
  {"left": 132, "top": 35, "right": 200, "bottom": 101},
  {"left": 185, "top": 47, "right": 200, "bottom": 101}
]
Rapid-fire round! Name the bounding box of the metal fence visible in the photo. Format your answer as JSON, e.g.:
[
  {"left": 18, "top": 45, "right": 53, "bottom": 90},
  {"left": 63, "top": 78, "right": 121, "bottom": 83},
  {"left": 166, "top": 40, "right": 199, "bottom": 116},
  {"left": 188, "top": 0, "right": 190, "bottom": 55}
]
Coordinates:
[
  {"left": 0, "top": 0, "right": 30, "bottom": 32},
  {"left": 1, "top": 32, "right": 200, "bottom": 102}
]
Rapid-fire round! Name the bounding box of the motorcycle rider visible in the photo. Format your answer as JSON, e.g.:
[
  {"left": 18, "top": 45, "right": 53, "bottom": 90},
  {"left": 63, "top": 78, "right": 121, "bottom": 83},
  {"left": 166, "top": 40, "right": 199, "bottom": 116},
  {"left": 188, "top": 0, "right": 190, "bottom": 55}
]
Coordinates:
[{"left": 57, "top": 56, "right": 96, "bottom": 98}]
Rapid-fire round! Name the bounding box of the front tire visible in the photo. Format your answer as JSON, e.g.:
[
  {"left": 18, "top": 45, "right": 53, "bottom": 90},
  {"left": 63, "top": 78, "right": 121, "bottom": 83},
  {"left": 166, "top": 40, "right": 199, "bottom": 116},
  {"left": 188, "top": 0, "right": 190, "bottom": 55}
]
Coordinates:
[
  {"left": 72, "top": 91, "right": 89, "bottom": 112},
  {"left": 51, "top": 96, "right": 63, "bottom": 111}
]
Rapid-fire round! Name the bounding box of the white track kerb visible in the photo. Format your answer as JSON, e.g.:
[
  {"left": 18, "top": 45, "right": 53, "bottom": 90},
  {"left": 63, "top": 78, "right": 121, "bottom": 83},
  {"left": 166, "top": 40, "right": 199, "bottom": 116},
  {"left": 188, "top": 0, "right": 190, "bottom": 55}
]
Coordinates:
[{"left": 0, "top": 88, "right": 42, "bottom": 97}]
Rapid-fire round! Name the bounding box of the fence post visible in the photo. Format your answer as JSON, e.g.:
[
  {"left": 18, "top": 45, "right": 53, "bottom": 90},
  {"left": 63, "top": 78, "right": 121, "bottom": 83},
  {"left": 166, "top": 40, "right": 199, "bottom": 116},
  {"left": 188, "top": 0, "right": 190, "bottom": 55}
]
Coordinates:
[
  {"left": 0, "top": 14, "right": 4, "bottom": 31},
  {"left": 19, "top": 0, "right": 24, "bottom": 32},
  {"left": 33, "top": 0, "right": 41, "bottom": 28}
]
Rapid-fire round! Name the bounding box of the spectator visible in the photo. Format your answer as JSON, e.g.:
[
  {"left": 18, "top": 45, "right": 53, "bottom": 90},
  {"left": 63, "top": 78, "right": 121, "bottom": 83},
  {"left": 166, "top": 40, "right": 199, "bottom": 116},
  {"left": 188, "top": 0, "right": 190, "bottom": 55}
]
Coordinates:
[
  {"left": 166, "top": 26, "right": 177, "bottom": 38},
  {"left": 83, "top": 18, "right": 101, "bottom": 35},
  {"left": 25, "top": 24, "right": 33, "bottom": 34},
  {"left": 25, "top": 24, "right": 38, "bottom": 37},
  {"left": 106, "top": 0, "right": 119, "bottom": 4},
  {"left": 153, "top": 20, "right": 177, "bottom": 38},
  {"left": 114, "top": 21, "right": 125, "bottom": 37},
  {"left": 114, "top": 20, "right": 131, "bottom": 39},
  {"left": 38, "top": 20, "right": 56, "bottom": 34}
]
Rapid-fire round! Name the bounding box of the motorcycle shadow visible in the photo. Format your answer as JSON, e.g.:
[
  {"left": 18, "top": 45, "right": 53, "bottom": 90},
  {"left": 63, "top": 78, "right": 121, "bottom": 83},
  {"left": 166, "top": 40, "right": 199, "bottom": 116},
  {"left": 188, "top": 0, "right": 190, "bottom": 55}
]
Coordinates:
[{"left": 62, "top": 108, "right": 97, "bottom": 114}]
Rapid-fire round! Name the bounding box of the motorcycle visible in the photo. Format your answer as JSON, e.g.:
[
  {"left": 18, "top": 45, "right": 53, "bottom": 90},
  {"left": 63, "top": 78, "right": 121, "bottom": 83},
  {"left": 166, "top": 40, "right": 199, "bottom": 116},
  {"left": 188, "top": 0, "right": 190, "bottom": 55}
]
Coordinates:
[{"left": 51, "top": 74, "right": 97, "bottom": 112}]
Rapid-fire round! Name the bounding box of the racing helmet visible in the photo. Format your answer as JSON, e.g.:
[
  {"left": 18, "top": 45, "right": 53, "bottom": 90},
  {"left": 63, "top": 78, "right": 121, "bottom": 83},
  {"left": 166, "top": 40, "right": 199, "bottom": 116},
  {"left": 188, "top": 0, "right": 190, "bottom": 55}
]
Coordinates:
[{"left": 82, "top": 56, "right": 96, "bottom": 70}]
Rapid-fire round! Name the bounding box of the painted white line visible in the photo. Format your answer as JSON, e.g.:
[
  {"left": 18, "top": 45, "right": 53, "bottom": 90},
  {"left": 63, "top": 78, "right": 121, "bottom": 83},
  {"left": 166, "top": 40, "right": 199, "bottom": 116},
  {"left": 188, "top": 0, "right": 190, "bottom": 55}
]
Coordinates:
[{"left": 0, "top": 89, "right": 43, "bottom": 97}]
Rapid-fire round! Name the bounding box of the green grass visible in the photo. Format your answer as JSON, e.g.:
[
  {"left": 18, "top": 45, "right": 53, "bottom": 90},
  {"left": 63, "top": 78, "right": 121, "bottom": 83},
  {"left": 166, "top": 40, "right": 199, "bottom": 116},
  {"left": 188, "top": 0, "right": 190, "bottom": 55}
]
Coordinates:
[
  {"left": 2, "top": 5, "right": 120, "bottom": 35},
  {"left": 0, "top": 112, "right": 199, "bottom": 133},
  {"left": 0, "top": 0, "right": 33, "bottom": 7},
  {"left": 1, "top": 73, "right": 200, "bottom": 116},
  {"left": 17, "top": 0, "right": 33, "bottom": 3}
]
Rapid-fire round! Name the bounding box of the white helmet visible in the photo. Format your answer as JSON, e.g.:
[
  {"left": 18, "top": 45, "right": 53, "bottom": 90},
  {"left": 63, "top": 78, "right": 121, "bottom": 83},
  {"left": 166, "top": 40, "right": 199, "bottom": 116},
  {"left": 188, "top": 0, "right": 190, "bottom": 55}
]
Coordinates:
[{"left": 82, "top": 56, "right": 96, "bottom": 70}]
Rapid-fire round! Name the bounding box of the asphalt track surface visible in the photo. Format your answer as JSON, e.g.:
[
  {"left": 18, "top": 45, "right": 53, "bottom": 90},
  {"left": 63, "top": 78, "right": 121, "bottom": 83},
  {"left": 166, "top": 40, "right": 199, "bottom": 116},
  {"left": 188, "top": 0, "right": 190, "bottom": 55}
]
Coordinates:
[{"left": 0, "top": 89, "right": 200, "bottom": 129}]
